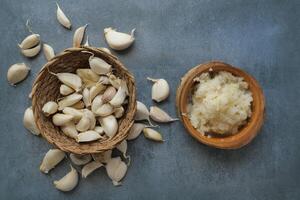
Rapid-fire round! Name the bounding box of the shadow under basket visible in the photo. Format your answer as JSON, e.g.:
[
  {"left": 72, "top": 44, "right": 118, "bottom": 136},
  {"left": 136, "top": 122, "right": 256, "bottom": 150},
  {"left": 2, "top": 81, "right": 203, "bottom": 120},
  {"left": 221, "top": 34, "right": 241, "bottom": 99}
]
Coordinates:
[
  {"left": 176, "top": 61, "right": 265, "bottom": 149},
  {"left": 31, "top": 47, "right": 136, "bottom": 154}
]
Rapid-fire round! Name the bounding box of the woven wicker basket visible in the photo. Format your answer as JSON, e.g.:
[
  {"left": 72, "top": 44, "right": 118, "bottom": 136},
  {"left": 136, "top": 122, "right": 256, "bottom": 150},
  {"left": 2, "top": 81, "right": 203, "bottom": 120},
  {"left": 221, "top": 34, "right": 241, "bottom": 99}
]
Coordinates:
[{"left": 31, "top": 47, "right": 136, "bottom": 154}]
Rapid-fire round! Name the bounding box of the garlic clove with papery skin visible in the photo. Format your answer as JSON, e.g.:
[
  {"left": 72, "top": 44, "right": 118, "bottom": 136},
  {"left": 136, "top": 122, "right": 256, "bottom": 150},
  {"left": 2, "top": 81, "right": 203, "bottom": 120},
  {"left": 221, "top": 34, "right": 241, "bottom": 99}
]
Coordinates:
[
  {"left": 42, "top": 101, "right": 58, "bottom": 116},
  {"left": 54, "top": 166, "right": 78, "bottom": 192},
  {"left": 40, "top": 149, "right": 65, "bottom": 173},
  {"left": 104, "top": 27, "right": 135, "bottom": 51},
  {"left": 92, "top": 150, "right": 112, "bottom": 163},
  {"left": 52, "top": 113, "right": 73, "bottom": 126},
  {"left": 127, "top": 123, "right": 145, "bottom": 141},
  {"left": 61, "top": 122, "right": 78, "bottom": 139},
  {"left": 99, "top": 115, "right": 118, "bottom": 138},
  {"left": 106, "top": 157, "right": 127, "bottom": 186},
  {"left": 76, "top": 131, "right": 102, "bottom": 143},
  {"left": 23, "top": 107, "right": 40, "bottom": 135},
  {"left": 70, "top": 154, "right": 92, "bottom": 166},
  {"left": 149, "top": 106, "right": 178, "bottom": 123},
  {"left": 82, "top": 161, "right": 103, "bottom": 178},
  {"left": 18, "top": 34, "right": 40, "bottom": 49},
  {"left": 143, "top": 128, "right": 164, "bottom": 142},
  {"left": 89, "top": 56, "right": 112, "bottom": 75},
  {"left": 60, "top": 84, "right": 74, "bottom": 96},
  {"left": 147, "top": 77, "right": 170, "bottom": 102},
  {"left": 7, "top": 63, "right": 30, "bottom": 85},
  {"left": 134, "top": 101, "right": 155, "bottom": 126},
  {"left": 56, "top": 3, "right": 71, "bottom": 29}
]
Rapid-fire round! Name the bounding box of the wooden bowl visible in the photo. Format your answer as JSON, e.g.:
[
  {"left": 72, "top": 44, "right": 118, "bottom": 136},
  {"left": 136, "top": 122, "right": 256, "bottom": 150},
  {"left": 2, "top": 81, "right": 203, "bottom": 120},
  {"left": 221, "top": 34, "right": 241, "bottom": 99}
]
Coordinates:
[
  {"left": 31, "top": 47, "right": 136, "bottom": 154},
  {"left": 176, "top": 61, "right": 265, "bottom": 149}
]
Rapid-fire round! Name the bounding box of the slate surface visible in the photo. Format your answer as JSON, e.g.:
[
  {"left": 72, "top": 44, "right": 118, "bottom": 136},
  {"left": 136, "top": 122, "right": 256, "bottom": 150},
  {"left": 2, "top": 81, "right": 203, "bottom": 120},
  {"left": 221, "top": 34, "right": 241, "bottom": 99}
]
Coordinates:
[{"left": 0, "top": 0, "right": 299, "bottom": 199}]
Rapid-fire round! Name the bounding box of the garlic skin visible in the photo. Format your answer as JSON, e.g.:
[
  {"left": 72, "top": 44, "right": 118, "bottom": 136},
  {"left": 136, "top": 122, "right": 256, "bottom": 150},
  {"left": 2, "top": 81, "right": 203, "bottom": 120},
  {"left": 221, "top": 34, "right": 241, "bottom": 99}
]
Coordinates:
[
  {"left": 143, "top": 128, "right": 163, "bottom": 142},
  {"left": 127, "top": 123, "right": 145, "bottom": 140},
  {"left": 61, "top": 122, "right": 78, "bottom": 139},
  {"left": 56, "top": 3, "right": 71, "bottom": 29},
  {"left": 99, "top": 115, "right": 118, "bottom": 138},
  {"left": 21, "top": 43, "right": 41, "bottom": 57},
  {"left": 58, "top": 93, "right": 83, "bottom": 110},
  {"left": 106, "top": 157, "right": 128, "bottom": 186},
  {"left": 52, "top": 72, "right": 82, "bottom": 92},
  {"left": 60, "top": 84, "right": 74, "bottom": 96},
  {"left": 89, "top": 56, "right": 112, "bottom": 75},
  {"left": 104, "top": 27, "right": 135, "bottom": 50},
  {"left": 52, "top": 113, "right": 73, "bottom": 126},
  {"left": 43, "top": 43, "right": 55, "bottom": 61},
  {"left": 7, "top": 63, "right": 30, "bottom": 85},
  {"left": 54, "top": 166, "right": 78, "bottom": 192},
  {"left": 82, "top": 161, "right": 103, "bottom": 178},
  {"left": 42, "top": 101, "right": 58, "bottom": 116},
  {"left": 70, "top": 154, "right": 92, "bottom": 166},
  {"left": 147, "top": 77, "right": 170, "bottom": 102},
  {"left": 76, "top": 130, "right": 102, "bottom": 143},
  {"left": 18, "top": 34, "right": 40, "bottom": 49},
  {"left": 92, "top": 150, "right": 112, "bottom": 163},
  {"left": 23, "top": 107, "right": 40, "bottom": 135},
  {"left": 40, "top": 149, "right": 65, "bottom": 173},
  {"left": 73, "top": 24, "right": 88, "bottom": 47},
  {"left": 149, "top": 106, "right": 178, "bottom": 123}
]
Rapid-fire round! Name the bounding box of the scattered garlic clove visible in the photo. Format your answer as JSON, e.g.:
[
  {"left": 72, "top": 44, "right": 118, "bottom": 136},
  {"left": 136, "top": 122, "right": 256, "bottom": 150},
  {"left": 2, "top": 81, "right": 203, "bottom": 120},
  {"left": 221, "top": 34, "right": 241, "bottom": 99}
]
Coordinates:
[
  {"left": 109, "top": 81, "right": 128, "bottom": 107},
  {"left": 102, "top": 86, "right": 116, "bottom": 103},
  {"left": 58, "top": 93, "right": 83, "bottom": 110},
  {"left": 143, "top": 128, "right": 163, "bottom": 142},
  {"left": 147, "top": 77, "right": 170, "bottom": 102},
  {"left": 149, "top": 106, "right": 178, "bottom": 123},
  {"left": 91, "top": 95, "right": 104, "bottom": 114},
  {"left": 76, "top": 115, "right": 90, "bottom": 132},
  {"left": 94, "top": 126, "right": 104, "bottom": 135},
  {"left": 61, "top": 122, "right": 78, "bottom": 139},
  {"left": 23, "top": 107, "right": 40, "bottom": 135},
  {"left": 60, "top": 84, "right": 74, "bottom": 96},
  {"left": 56, "top": 3, "right": 71, "bottom": 29},
  {"left": 94, "top": 103, "right": 114, "bottom": 117},
  {"left": 82, "top": 161, "right": 103, "bottom": 178},
  {"left": 99, "top": 47, "right": 112, "bottom": 54},
  {"left": 76, "top": 130, "right": 102, "bottom": 143},
  {"left": 43, "top": 43, "right": 55, "bottom": 61},
  {"left": 52, "top": 113, "right": 73, "bottom": 126},
  {"left": 21, "top": 43, "right": 41, "bottom": 57},
  {"left": 70, "top": 154, "right": 92, "bottom": 166},
  {"left": 76, "top": 68, "right": 100, "bottom": 84},
  {"left": 71, "top": 101, "right": 85, "bottom": 109},
  {"left": 89, "top": 56, "right": 112, "bottom": 75},
  {"left": 73, "top": 24, "right": 88, "bottom": 47},
  {"left": 92, "top": 150, "right": 112, "bottom": 163},
  {"left": 54, "top": 166, "right": 78, "bottom": 192},
  {"left": 51, "top": 72, "right": 82, "bottom": 92},
  {"left": 62, "top": 107, "right": 83, "bottom": 122},
  {"left": 106, "top": 157, "right": 127, "bottom": 186},
  {"left": 18, "top": 34, "right": 40, "bottom": 49},
  {"left": 84, "top": 109, "right": 96, "bottom": 129},
  {"left": 134, "top": 101, "right": 154, "bottom": 126},
  {"left": 42, "top": 101, "right": 58, "bottom": 116},
  {"left": 104, "top": 27, "right": 135, "bottom": 50},
  {"left": 82, "top": 87, "right": 91, "bottom": 107},
  {"left": 7, "top": 63, "right": 30, "bottom": 85},
  {"left": 114, "top": 106, "right": 124, "bottom": 118},
  {"left": 116, "top": 140, "right": 127, "bottom": 157},
  {"left": 40, "top": 149, "right": 65, "bottom": 173},
  {"left": 99, "top": 115, "right": 118, "bottom": 138},
  {"left": 127, "top": 123, "right": 145, "bottom": 140},
  {"left": 90, "top": 83, "right": 106, "bottom": 100}
]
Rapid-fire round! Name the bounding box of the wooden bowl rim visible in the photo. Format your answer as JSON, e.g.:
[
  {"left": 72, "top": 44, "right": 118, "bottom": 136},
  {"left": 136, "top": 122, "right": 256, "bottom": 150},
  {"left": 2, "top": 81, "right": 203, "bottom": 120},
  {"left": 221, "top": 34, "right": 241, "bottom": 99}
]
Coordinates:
[{"left": 176, "top": 61, "right": 265, "bottom": 149}]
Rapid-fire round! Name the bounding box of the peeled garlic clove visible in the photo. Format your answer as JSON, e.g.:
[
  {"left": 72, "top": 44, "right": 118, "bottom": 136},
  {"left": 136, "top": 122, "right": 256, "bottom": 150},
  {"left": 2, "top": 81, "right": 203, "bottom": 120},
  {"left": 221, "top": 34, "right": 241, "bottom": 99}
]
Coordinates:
[
  {"left": 99, "top": 115, "right": 118, "bottom": 138},
  {"left": 90, "top": 83, "right": 106, "bottom": 100},
  {"left": 62, "top": 107, "right": 83, "bottom": 122},
  {"left": 147, "top": 77, "right": 170, "bottom": 102},
  {"left": 43, "top": 43, "right": 55, "bottom": 61},
  {"left": 82, "top": 161, "right": 103, "bottom": 178},
  {"left": 94, "top": 103, "right": 114, "bottom": 117},
  {"left": 58, "top": 93, "right": 83, "bottom": 110},
  {"left": 108, "top": 74, "right": 122, "bottom": 89},
  {"left": 42, "top": 101, "right": 58, "bottom": 116},
  {"left": 56, "top": 3, "right": 71, "bottom": 29},
  {"left": 52, "top": 72, "right": 82, "bottom": 92},
  {"left": 70, "top": 153, "right": 92, "bottom": 166},
  {"left": 106, "top": 157, "right": 127, "bottom": 186},
  {"left": 102, "top": 86, "right": 116, "bottom": 103},
  {"left": 109, "top": 81, "right": 128, "bottom": 107},
  {"left": 60, "top": 84, "right": 74, "bottom": 96},
  {"left": 61, "top": 122, "right": 78, "bottom": 139},
  {"left": 143, "top": 128, "right": 163, "bottom": 142},
  {"left": 7, "top": 63, "right": 30, "bottom": 85},
  {"left": 71, "top": 101, "right": 85, "bottom": 109},
  {"left": 91, "top": 95, "right": 104, "bottom": 114},
  {"left": 73, "top": 24, "right": 88, "bottom": 47},
  {"left": 76, "top": 115, "right": 90, "bottom": 132},
  {"left": 40, "top": 149, "right": 65, "bottom": 173},
  {"left": 76, "top": 131, "right": 102, "bottom": 143},
  {"left": 84, "top": 109, "right": 96, "bottom": 129},
  {"left": 94, "top": 126, "right": 104, "bottom": 135},
  {"left": 127, "top": 123, "right": 145, "bottom": 140},
  {"left": 23, "top": 107, "right": 40, "bottom": 135},
  {"left": 89, "top": 56, "right": 111, "bottom": 75},
  {"left": 134, "top": 101, "right": 154, "bottom": 126},
  {"left": 54, "top": 166, "right": 78, "bottom": 192},
  {"left": 149, "top": 106, "right": 178, "bottom": 123},
  {"left": 18, "top": 34, "right": 40, "bottom": 49},
  {"left": 76, "top": 68, "right": 100, "bottom": 83},
  {"left": 99, "top": 47, "right": 112, "bottom": 54},
  {"left": 92, "top": 150, "right": 112, "bottom": 163},
  {"left": 82, "top": 87, "right": 91, "bottom": 107},
  {"left": 98, "top": 75, "right": 110, "bottom": 85},
  {"left": 114, "top": 106, "right": 124, "bottom": 118},
  {"left": 116, "top": 140, "right": 127, "bottom": 157},
  {"left": 52, "top": 113, "right": 73, "bottom": 126},
  {"left": 21, "top": 43, "right": 41, "bottom": 57},
  {"left": 104, "top": 27, "right": 135, "bottom": 50}
]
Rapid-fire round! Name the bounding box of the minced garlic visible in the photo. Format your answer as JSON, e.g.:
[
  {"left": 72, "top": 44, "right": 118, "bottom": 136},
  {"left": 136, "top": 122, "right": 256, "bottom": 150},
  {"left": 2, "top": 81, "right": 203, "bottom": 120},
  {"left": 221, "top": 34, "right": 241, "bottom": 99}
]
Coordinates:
[{"left": 188, "top": 71, "right": 253, "bottom": 135}]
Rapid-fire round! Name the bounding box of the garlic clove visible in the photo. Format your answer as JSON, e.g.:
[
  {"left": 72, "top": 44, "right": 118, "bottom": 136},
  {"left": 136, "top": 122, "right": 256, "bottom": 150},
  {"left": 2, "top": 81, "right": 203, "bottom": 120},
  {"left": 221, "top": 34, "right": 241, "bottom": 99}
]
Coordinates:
[
  {"left": 104, "top": 27, "right": 135, "bottom": 51},
  {"left": 84, "top": 36, "right": 90, "bottom": 47},
  {"left": 60, "top": 84, "right": 74, "bottom": 96},
  {"left": 102, "top": 86, "right": 116, "bottom": 103},
  {"left": 109, "top": 81, "right": 128, "bottom": 107},
  {"left": 40, "top": 149, "right": 65, "bottom": 173},
  {"left": 84, "top": 109, "right": 96, "bottom": 129},
  {"left": 149, "top": 106, "right": 178, "bottom": 123},
  {"left": 106, "top": 157, "right": 127, "bottom": 186},
  {"left": 89, "top": 56, "right": 112, "bottom": 75},
  {"left": 70, "top": 153, "right": 92, "bottom": 166},
  {"left": 42, "top": 101, "right": 58, "bottom": 116},
  {"left": 116, "top": 140, "right": 128, "bottom": 158},
  {"left": 58, "top": 93, "right": 83, "bottom": 110},
  {"left": 134, "top": 101, "right": 154, "bottom": 126},
  {"left": 82, "top": 87, "right": 91, "bottom": 107},
  {"left": 43, "top": 43, "right": 55, "bottom": 61},
  {"left": 51, "top": 72, "right": 82, "bottom": 92},
  {"left": 108, "top": 74, "right": 122, "bottom": 89},
  {"left": 147, "top": 77, "right": 170, "bottom": 102},
  {"left": 75, "top": 115, "right": 90, "bottom": 132},
  {"left": 99, "top": 47, "right": 112, "bottom": 54},
  {"left": 98, "top": 75, "right": 110, "bottom": 85},
  {"left": 21, "top": 42, "right": 41, "bottom": 57},
  {"left": 23, "top": 107, "right": 40, "bottom": 135},
  {"left": 73, "top": 24, "right": 88, "bottom": 47},
  {"left": 62, "top": 107, "right": 83, "bottom": 122},
  {"left": 76, "top": 130, "right": 102, "bottom": 143},
  {"left": 127, "top": 123, "right": 145, "bottom": 140},
  {"left": 99, "top": 115, "right": 118, "bottom": 138},
  {"left": 82, "top": 161, "right": 103, "bottom": 178},
  {"left": 54, "top": 166, "right": 78, "bottom": 192},
  {"left": 76, "top": 68, "right": 100, "bottom": 84},
  {"left": 114, "top": 106, "right": 125, "bottom": 118},
  {"left": 94, "top": 103, "right": 114, "bottom": 117},
  {"left": 92, "top": 150, "right": 112, "bottom": 163},
  {"left": 91, "top": 95, "right": 104, "bottom": 114},
  {"left": 71, "top": 101, "right": 85, "bottom": 109},
  {"left": 18, "top": 34, "right": 40, "bottom": 49},
  {"left": 56, "top": 3, "right": 71, "bottom": 29},
  {"left": 94, "top": 126, "right": 104, "bottom": 135},
  {"left": 90, "top": 83, "right": 106, "bottom": 100},
  {"left": 52, "top": 113, "right": 73, "bottom": 126},
  {"left": 143, "top": 128, "right": 163, "bottom": 142},
  {"left": 7, "top": 63, "right": 30, "bottom": 85},
  {"left": 61, "top": 122, "right": 78, "bottom": 139}
]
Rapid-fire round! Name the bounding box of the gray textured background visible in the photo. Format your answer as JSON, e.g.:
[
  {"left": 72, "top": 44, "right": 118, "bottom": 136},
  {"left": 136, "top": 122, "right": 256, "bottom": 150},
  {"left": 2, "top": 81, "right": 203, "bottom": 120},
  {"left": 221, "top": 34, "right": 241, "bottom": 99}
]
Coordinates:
[{"left": 0, "top": 0, "right": 299, "bottom": 199}]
